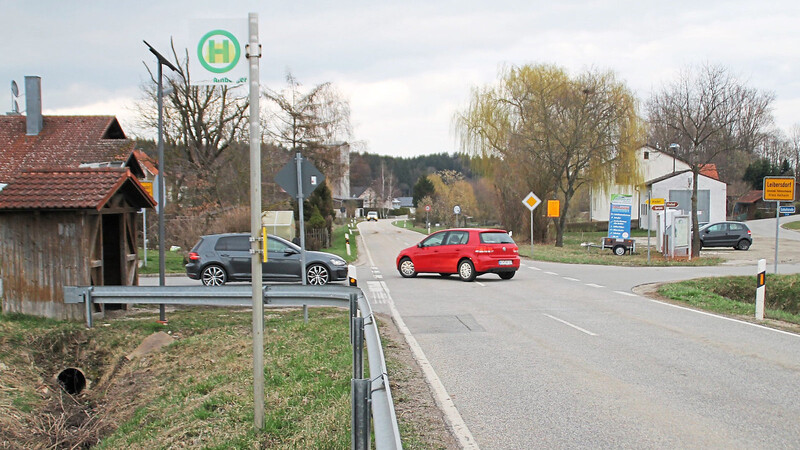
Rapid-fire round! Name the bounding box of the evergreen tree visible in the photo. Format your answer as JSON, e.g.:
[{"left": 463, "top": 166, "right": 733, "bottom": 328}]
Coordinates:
[{"left": 412, "top": 175, "right": 436, "bottom": 207}]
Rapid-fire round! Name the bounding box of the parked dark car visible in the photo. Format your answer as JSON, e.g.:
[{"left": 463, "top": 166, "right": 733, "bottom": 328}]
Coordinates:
[
  {"left": 698, "top": 221, "right": 752, "bottom": 250},
  {"left": 396, "top": 228, "right": 520, "bottom": 281},
  {"left": 186, "top": 233, "right": 348, "bottom": 286}
]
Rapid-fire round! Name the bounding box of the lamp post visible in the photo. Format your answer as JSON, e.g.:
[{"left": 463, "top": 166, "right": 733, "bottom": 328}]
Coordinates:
[{"left": 144, "top": 41, "right": 179, "bottom": 323}]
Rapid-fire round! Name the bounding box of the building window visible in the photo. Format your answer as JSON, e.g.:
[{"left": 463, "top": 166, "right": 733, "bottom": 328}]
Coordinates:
[{"left": 643, "top": 151, "right": 649, "bottom": 160}]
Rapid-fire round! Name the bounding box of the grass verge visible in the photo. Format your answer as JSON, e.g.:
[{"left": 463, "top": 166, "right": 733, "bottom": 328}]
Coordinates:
[
  {"left": 0, "top": 306, "right": 448, "bottom": 448},
  {"left": 657, "top": 274, "right": 800, "bottom": 325}
]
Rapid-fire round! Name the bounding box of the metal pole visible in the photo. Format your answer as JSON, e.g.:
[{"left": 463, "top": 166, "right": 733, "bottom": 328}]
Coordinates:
[
  {"left": 143, "top": 209, "right": 147, "bottom": 267},
  {"left": 647, "top": 190, "right": 651, "bottom": 265},
  {"left": 353, "top": 316, "right": 364, "bottom": 379},
  {"left": 775, "top": 201, "right": 781, "bottom": 274},
  {"left": 296, "top": 153, "right": 308, "bottom": 323},
  {"left": 247, "top": 13, "right": 265, "bottom": 430},
  {"left": 352, "top": 378, "right": 371, "bottom": 450},
  {"left": 530, "top": 209, "right": 534, "bottom": 256},
  {"left": 156, "top": 61, "right": 166, "bottom": 323}
]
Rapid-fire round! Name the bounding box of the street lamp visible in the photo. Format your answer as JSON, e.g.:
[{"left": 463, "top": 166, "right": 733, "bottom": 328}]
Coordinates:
[
  {"left": 669, "top": 143, "right": 680, "bottom": 173},
  {"left": 144, "top": 40, "right": 179, "bottom": 323}
]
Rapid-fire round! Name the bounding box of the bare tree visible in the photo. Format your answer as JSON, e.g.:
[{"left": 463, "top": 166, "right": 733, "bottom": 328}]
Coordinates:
[
  {"left": 137, "top": 39, "right": 250, "bottom": 209},
  {"left": 456, "top": 64, "right": 644, "bottom": 246},
  {"left": 647, "top": 63, "right": 774, "bottom": 256},
  {"left": 262, "top": 72, "right": 352, "bottom": 182}
]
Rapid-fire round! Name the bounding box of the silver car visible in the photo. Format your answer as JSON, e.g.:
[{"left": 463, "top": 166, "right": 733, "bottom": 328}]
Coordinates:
[{"left": 185, "top": 233, "right": 348, "bottom": 286}]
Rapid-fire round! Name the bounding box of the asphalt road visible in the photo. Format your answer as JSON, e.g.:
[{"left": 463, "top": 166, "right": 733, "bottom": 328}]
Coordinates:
[{"left": 358, "top": 219, "right": 800, "bottom": 448}]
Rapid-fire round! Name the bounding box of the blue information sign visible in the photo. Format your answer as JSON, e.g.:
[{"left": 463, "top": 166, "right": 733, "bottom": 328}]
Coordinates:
[{"left": 780, "top": 205, "right": 795, "bottom": 215}]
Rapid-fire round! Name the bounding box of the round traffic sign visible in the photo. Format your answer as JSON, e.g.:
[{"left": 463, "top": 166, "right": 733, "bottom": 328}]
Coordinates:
[
  {"left": 453, "top": 205, "right": 461, "bottom": 215},
  {"left": 425, "top": 205, "right": 431, "bottom": 212}
]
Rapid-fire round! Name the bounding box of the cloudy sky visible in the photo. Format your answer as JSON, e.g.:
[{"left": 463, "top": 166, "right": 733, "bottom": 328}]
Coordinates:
[{"left": 3, "top": 1, "right": 799, "bottom": 158}]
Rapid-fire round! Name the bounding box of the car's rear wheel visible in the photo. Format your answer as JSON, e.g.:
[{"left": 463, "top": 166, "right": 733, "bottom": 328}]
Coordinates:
[
  {"left": 499, "top": 271, "right": 515, "bottom": 280},
  {"left": 736, "top": 239, "right": 751, "bottom": 251},
  {"left": 201, "top": 265, "right": 227, "bottom": 286},
  {"left": 306, "top": 264, "right": 330, "bottom": 285},
  {"left": 399, "top": 257, "right": 417, "bottom": 278},
  {"left": 458, "top": 260, "right": 476, "bottom": 282}
]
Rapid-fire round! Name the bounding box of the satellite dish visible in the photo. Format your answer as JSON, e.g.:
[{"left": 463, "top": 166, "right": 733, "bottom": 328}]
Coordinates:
[
  {"left": 12, "top": 100, "right": 19, "bottom": 113},
  {"left": 11, "top": 80, "right": 19, "bottom": 97}
]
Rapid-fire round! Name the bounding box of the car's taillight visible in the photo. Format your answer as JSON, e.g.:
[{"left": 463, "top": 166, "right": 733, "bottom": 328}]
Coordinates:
[
  {"left": 188, "top": 252, "right": 200, "bottom": 261},
  {"left": 475, "top": 246, "right": 494, "bottom": 254},
  {"left": 512, "top": 247, "right": 519, "bottom": 253}
]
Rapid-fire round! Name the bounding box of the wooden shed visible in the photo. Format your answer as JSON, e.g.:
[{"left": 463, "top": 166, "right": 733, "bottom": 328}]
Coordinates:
[{"left": 0, "top": 103, "right": 155, "bottom": 320}]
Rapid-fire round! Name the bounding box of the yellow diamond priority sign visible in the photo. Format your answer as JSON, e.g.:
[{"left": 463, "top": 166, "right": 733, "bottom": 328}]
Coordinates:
[{"left": 522, "top": 192, "right": 542, "bottom": 211}]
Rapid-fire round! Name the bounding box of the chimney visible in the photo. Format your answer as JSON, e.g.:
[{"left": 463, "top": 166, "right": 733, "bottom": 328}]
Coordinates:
[{"left": 25, "top": 76, "right": 43, "bottom": 136}]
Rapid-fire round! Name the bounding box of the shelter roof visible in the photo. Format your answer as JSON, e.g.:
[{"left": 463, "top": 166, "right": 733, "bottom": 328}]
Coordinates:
[
  {"left": 0, "top": 115, "right": 134, "bottom": 182},
  {"left": 0, "top": 168, "right": 156, "bottom": 211}
]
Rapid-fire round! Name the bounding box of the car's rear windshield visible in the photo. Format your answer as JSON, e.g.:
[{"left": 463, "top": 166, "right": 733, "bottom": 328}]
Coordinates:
[{"left": 480, "top": 232, "right": 514, "bottom": 244}]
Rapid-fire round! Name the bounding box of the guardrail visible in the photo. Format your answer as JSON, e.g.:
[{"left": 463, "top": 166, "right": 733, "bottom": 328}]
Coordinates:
[{"left": 63, "top": 277, "right": 402, "bottom": 449}]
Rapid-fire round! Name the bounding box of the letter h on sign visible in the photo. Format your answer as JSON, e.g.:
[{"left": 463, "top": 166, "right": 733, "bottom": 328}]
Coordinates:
[{"left": 207, "top": 40, "right": 230, "bottom": 63}]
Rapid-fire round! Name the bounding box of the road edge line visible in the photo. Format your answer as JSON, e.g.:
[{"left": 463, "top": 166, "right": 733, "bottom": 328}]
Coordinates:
[{"left": 358, "top": 222, "right": 480, "bottom": 449}]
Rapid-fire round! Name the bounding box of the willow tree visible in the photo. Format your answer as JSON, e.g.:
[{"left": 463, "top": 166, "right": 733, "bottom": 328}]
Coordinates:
[{"left": 456, "top": 64, "right": 644, "bottom": 246}]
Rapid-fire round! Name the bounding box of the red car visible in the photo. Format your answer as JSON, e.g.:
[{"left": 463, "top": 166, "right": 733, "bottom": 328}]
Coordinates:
[{"left": 396, "top": 228, "right": 520, "bottom": 281}]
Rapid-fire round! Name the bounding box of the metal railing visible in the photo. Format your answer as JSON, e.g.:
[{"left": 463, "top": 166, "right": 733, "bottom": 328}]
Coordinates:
[{"left": 63, "top": 276, "right": 402, "bottom": 449}]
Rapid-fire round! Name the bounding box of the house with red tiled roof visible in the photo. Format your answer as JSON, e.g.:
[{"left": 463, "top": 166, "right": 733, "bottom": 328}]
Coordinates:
[{"left": 0, "top": 76, "right": 155, "bottom": 320}]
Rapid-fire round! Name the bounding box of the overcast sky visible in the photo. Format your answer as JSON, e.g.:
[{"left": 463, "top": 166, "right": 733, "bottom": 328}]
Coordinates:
[{"left": 3, "top": 1, "right": 799, "bottom": 158}]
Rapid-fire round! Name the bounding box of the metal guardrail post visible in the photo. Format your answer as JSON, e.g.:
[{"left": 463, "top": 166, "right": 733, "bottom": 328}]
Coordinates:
[
  {"left": 85, "top": 287, "right": 93, "bottom": 328},
  {"left": 353, "top": 316, "right": 364, "bottom": 379},
  {"left": 349, "top": 292, "right": 358, "bottom": 345},
  {"left": 352, "top": 378, "right": 371, "bottom": 450}
]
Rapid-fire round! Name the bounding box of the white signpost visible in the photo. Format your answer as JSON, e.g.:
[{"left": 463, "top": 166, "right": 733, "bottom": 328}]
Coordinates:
[
  {"left": 522, "top": 192, "right": 542, "bottom": 256},
  {"left": 192, "top": 15, "right": 263, "bottom": 430}
]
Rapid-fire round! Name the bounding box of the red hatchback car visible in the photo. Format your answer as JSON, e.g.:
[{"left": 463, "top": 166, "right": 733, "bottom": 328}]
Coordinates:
[{"left": 396, "top": 228, "right": 520, "bottom": 281}]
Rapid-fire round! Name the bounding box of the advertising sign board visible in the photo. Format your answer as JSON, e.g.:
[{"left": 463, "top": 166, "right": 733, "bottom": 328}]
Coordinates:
[{"left": 608, "top": 194, "right": 632, "bottom": 239}]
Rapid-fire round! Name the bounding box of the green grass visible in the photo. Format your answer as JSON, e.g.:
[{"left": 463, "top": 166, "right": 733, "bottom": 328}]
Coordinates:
[
  {"left": 0, "top": 307, "right": 432, "bottom": 448},
  {"left": 325, "top": 224, "right": 358, "bottom": 263},
  {"left": 657, "top": 274, "right": 800, "bottom": 324},
  {"left": 784, "top": 220, "right": 800, "bottom": 230},
  {"left": 138, "top": 248, "right": 186, "bottom": 274}
]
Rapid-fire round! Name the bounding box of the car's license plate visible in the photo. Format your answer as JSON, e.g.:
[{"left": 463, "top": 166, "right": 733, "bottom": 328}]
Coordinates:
[{"left": 498, "top": 260, "right": 512, "bottom": 266}]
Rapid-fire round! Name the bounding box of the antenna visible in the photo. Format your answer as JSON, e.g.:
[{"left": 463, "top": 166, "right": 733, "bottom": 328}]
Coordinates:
[{"left": 8, "top": 80, "right": 20, "bottom": 115}]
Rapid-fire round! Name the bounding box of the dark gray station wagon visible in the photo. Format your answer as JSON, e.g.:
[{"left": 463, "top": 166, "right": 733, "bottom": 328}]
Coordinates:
[{"left": 186, "top": 233, "right": 348, "bottom": 286}]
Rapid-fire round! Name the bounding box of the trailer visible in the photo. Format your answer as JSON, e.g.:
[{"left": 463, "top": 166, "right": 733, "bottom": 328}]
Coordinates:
[{"left": 602, "top": 237, "right": 635, "bottom": 255}]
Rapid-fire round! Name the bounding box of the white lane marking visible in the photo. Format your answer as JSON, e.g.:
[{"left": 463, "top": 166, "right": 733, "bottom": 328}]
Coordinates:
[
  {"left": 528, "top": 266, "right": 541, "bottom": 271},
  {"left": 366, "top": 281, "right": 391, "bottom": 305},
  {"left": 475, "top": 281, "right": 485, "bottom": 287},
  {"left": 543, "top": 313, "right": 598, "bottom": 336},
  {"left": 544, "top": 271, "right": 559, "bottom": 275},
  {"left": 648, "top": 297, "right": 800, "bottom": 338},
  {"left": 357, "top": 222, "right": 479, "bottom": 448},
  {"left": 585, "top": 283, "right": 605, "bottom": 288},
  {"left": 563, "top": 277, "right": 580, "bottom": 282},
  {"left": 614, "top": 291, "right": 638, "bottom": 297}
]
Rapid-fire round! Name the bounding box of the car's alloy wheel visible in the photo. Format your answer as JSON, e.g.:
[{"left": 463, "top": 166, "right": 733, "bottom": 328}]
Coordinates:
[
  {"left": 201, "top": 265, "right": 227, "bottom": 286},
  {"left": 307, "top": 264, "right": 330, "bottom": 285},
  {"left": 399, "top": 258, "right": 417, "bottom": 278},
  {"left": 458, "top": 260, "right": 476, "bottom": 282},
  {"left": 736, "top": 239, "right": 751, "bottom": 251}
]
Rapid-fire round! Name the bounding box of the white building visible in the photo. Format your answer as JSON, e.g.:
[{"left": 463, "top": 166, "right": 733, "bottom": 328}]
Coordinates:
[
  {"left": 641, "top": 170, "right": 727, "bottom": 230},
  {"left": 591, "top": 145, "right": 727, "bottom": 230}
]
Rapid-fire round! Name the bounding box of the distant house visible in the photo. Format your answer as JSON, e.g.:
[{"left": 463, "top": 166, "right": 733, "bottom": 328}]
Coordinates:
[
  {"left": 0, "top": 76, "right": 154, "bottom": 320},
  {"left": 731, "top": 190, "right": 772, "bottom": 220}
]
